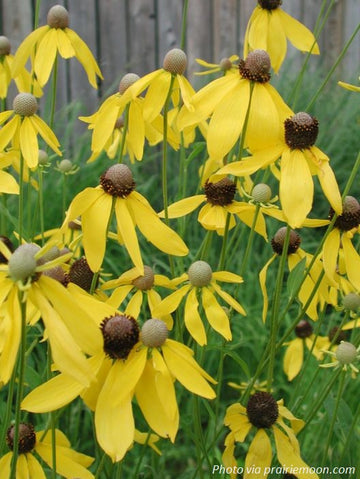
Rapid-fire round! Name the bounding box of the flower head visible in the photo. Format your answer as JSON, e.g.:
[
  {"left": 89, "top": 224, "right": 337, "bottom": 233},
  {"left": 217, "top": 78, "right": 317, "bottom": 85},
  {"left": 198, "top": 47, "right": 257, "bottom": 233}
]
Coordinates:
[
  {"left": 62, "top": 163, "right": 188, "bottom": 273},
  {"left": 320, "top": 340, "right": 360, "bottom": 375},
  {"left": 0, "top": 423, "right": 94, "bottom": 478},
  {"left": 244, "top": 1, "right": 319, "bottom": 73},
  {"left": 0, "top": 93, "right": 62, "bottom": 168},
  {"left": 153, "top": 260, "right": 246, "bottom": 345},
  {"left": 223, "top": 392, "right": 318, "bottom": 479},
  {"left": 12, "top": 4, "right": 103, "bottom": 88},
  {"left": 194, "top": 55, "right": 239, "bottom": 76}
]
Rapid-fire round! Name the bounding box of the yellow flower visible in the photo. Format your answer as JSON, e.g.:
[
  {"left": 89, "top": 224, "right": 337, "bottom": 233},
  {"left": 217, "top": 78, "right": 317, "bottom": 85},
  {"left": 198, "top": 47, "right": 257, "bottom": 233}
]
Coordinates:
[
  {"left": 244, "top": 1, "right": 319, "bottom": 73},
  {"left": 194, "top": 55, "right": 239, "bottom": 76},
  {"left": 0, "top": 35, "right": 42, "bottom": 99},
  {"left": 283, "top": 319, "right": 329, "bottom": 381},
  {"left": 0, "top": 159, "right": 19, "bottom": 195},
  {"left": 102, "top": 265, "right": 175, "bottom": 328},
  {"left": 0, "top": 93, "right": 62, "bottom": 168},
  {"left": 0, "top": 423, "right": 94, "bottom": 479},
  {"left": 219, "top": 112, "right": 343, "bottom": 228},
  {"left": 62, "top": 163, "right": 188, "bottom": 273},
  {"left": 223, "top": 392, "right": 318, "bottom": 479},
  {"left": 153, "top": 260, "right": 246, "bottom": 345},
  {"left": 79, "top": 73, "right": 177, "bottom": 163},
  {"left": 323, "top": 196, "right": 360, "bottom": 291},
  {"left": 260, "top": 227, "right": 331, "bottom": 322},
  {"left": 178, "top": 50, "right": 293, "bottom": 162},
  {"left": 338, "top": 77, "right": 360, "bottom": 92},
  {"left": 11, "top": 5, "right": 102, "bottom": 88},
  {"left": 0, "top": 240, "right": 100, "bottom": 386}
]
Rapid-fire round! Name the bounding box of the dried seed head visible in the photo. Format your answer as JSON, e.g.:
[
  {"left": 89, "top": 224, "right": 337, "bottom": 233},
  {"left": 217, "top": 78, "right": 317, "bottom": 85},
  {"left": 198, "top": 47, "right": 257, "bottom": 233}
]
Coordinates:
[
  {"left": 118, "top": 73, "right": 140, "bottom": 94},
  {"left": 6, "top": 423, "right": 36, "bottom": 454},
  {"left": 328, "top": 326, "right": 348, "bottom": 345},
  {"left": 271, "top": 227, "right": 301, "bottom": 255},
  {"left": 58, "top": 159, "right": 74, "bottom": 173},
  {"left": 239, "top": 50, "right": 271, "bottom": 83},
  {"left": 0, "top": 235, "right": 14, "bottom": 263},
  {"left": 204, "top": 178, "right": 236, "bottom": 206},
  {"left": 163, "top": 48, "right": 187, "bottom": 75},
  {"left": 251, "top": 183, "right": 272, "bottom": 203},
  {"left": 132, "top": 265, "right": 155, "bottom": 290},
  {"left": 47, "top": 5, "right": 69, "bottom": 29},
  {"left": 8, "top": 243, "right": 41, "bottom": 282},
  {"left": 330, "top": 196, "right": 360, "bottom": 231},
  {"left": 188, "top": 260, "right": 212, "bottom": 287},
  {"left": 13, "top": 93, "right": 38, "bottom": 116},
  {"left": 37, "top": 246, "right": 60, "bottom": 266},
  {"left": 101, "top": 314, "right": 139, "bottom": 360},
  {"left": 335, "top": 341, "right": 358, "bottom": 365},
  {"left": 258, "top": 0, "right": 282, "bottom": 10},
  {"left": 43, "top": 265, "right": 70, "bottom": 286},
  {"left": 100, "top": 164, "right": 135, "bottom": 197},
  {"left": 246, "top": 391, "right": 279, "bottom": 428},
  {"left": 141, "top": 318, "right": 168, "bottom": 347},
  {"left": 38, "top": 149, "right": 49, "bottom": 166},
  {"left": 342, "top": 292, "right": 360, "bottom": 311},
  {"left": 295, "top": 319, "right": 313, "bottom": 338},
  {"left": 284, "top": 112, "right": 319, "bottom": 150},
  {"left": 219, "top": 57, "right": 233, "bottom": 72},
  {"left": 69, "top": 257, "right": 96, "bottom": 292},
  {"left": 0, "top": 35, "right": 11, "bottom": 55}
]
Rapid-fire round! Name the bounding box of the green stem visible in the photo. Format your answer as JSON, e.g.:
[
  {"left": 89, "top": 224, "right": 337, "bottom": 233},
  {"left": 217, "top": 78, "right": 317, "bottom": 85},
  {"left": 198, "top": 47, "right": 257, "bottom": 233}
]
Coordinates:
[
  {"left": 180, "top": 0, "right": 189, "bottom": 51},
  {"left": 48, "top": 56, "right": 58, "bottom": 131},
  {"left": 132, "top": 431, "right": 151, "bottom": 478},
  {"left": 18, "top": 154, "right": 25, "bottom": 244},
  {"left": 239, "top": 203, "right": 260, "bottom": 275},
  {"left": 118, "top": 104, "right": 130, "bottom": 164},
  {"left": 10, "top": 294, "right": 27, "bottom": 479},
  {"left": 46, "top": 343, "right": 57, "bottom": 479},
  {"left": 62, "top": 173, "right": 68, "bottom": 221},
  {"left": 267, "top": 225, "right": 290, "bottom": 391},
  {"left": 37, "top": 167, "right": 45, "bottom": 244},
  {"left": 0, "top": 371, "right": 16, "bottom": 455},
  {"left": 320, "top": 370, "right": 346, "bottom": 466}
]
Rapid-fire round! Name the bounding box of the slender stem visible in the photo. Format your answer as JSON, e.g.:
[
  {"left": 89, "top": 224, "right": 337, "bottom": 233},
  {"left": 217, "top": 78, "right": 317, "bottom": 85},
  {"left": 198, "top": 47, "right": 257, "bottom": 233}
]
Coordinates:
[
  {"left": 62, "top": 173, "right": 68, "bottom": 221},
  {"left": 132, "top": 431, "right": 151, "bottom": 478},
  {"left": 118, "top": 104, "right": 130, "bottom": 164},
  {"left": 0, "top": 372, "right": 16, "bottom": 455},
  {"left": 37, "top": 167, "right": 45, "bottom": 244},
  {"left": 162, "top": 74, "right": 176, "bottom": 224},
  {"left": 18, "top": 154, "right": 25, "bottom": 244},
  {"left": 10, "top": 293, "right": 27, "bottom": 479},
  {"left": 48, "top": 56, "right": 58, "bottom": 131},
  {"left": 320, "top": 370, "right": 346, "bottom": 466},
  {"left": 33, "top": 0, "right": 41, "bottom": 29},
  {"left": 180, "top": 0, "right": 189, "bottom": 51},
  {"left": 239, "top": 203, "right": 260, "bottom": 275}
]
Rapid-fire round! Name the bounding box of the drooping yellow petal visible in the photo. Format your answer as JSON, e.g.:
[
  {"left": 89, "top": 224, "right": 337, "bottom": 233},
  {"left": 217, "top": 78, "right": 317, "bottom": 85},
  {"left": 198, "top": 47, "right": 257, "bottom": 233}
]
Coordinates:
[
  {"left": 106, "top": 284, "right": 134, "bottom": 308},
  {"left": 211, "top": 283, "right": 246, "bottom": 316},
  {"left": 95, "top": 378, "right": 134, "bottom": 462},
  {"left": 177, "top": 74, "right": 195, "bottom": 111},
  {"left": 0, "top": 109, "right": 14, "bottom": 125},
  {"left": 82, "top": 192, "right": 113, "bottom": 272},
  {"left": 66, "top": 28, "right": 103, "bottom": 88},
  {"left": 212, "top": 271, "right": 243, "bottom": 283},
  {"left": 283, "top": 338, "right": 304, "bottom": 381},
  {"left": 143, "top": 71, "right": 170, "bottom": 122},
  {"left": 127, "top": 99, "right": 145, "bottom": 160},
  {"left": 158, "top": 195, "right": 205, "bottom": 219},
  {"left": 198, "top": 203, "right": 236, "bottom": 234},
  {"left": 162, "top": 341, "right": 216, "bottom": 398},
  {"left": 135, "top": 359, "right": 179, "bottom": 441},
  {"left": 34, "top": 28, "right": 58, "bottom": 86},
  {"left": 0, "top": 115, "right": 21, "bottom": 151},
  {"left": 91, "top": 95, "right": 121, "bottom": 152},
  {"left": 279, "top": 9, "right": 320, "bottom": 55},
  {"left": 19, "top": 116, "right": 38, "bottom": 168},
  {"left": 266, "top": 9, "right": 287, "bottom": 73},
  {"left": 30, "top": 115, "right": 62, "bottom": 155},
  {"left": 152, "top": 284, "right": 190, "bottom": 316},
  {"left": 184, "top": 287, "right": 207, "bottom": 345},
  {"left": 0, "top": 169, "right": 19, "bottom": 195},
  {"left": 128, "top": 191, "right": 188, "bottom": 256},
  {"left": 314, "top": 155, "right": 343, "bottom": 215},
  {"left": 63, "top": 187, "right": 103, "bottom": 225},
  {"left": 280, "top": 149, "right": 313, "bottom": 228},
  {"left": 207, "top": 83, "right": 246, "bottom": 161},
  {"left": 27, "top": 454, "right": 46, "bottom": 479},
  {"left": 152, "top": 348, "right": 178, "bottom": 421},
  {"left": 56, "top": 28, "right": 76, "bottom": 58},
  {"left": 201, "top": 287, "right": 232, "bottom": 340},
  {"left": 224, "top": 403, "right": 252, "bottom": 442},
  {"left": 114, "top": 197, "right": 143, "bottom": 274},
  {"left": 322, "top": 229, "right": 341, "bottom": 287},
  {"left": 342, "top": 234, "right": 360, "bottom": 291},
  {"left": 147, "top": 289, "right": 174, "bottom": 329},
  {"left": 259, "top": 254, "right": 277, "bottom": 322},
  {"left": 273, "top": 426, "right": 319, "bottom": 479},
  {"left": 11, "top": 26, "right": 49, "bottom": 78},
  {"left": 229, "top": 203, "right": 268, "bottom": 239},
  {"left": 247, "top": 7, "right": 268, "bottom": 52},
  {"left": 0, "top": 288, "right": 21, "bottom": 384},
  {"left": 245, "top": 429, "right": 272, "bottom": 478}
]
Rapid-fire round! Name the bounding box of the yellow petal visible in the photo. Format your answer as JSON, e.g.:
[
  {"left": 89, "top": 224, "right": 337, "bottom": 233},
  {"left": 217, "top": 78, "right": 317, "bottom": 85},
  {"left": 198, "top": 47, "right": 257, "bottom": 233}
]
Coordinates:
[
  {"left": 211, "top": 283, "right": 246, "bottom": 316},
  {"left": 82, "top": 192, "right": 113, "bottom": 272},
  {"left": 259, "top": 255, "right": 277, "bottom": 322},
  {"left": 152, "top": 348, "right": 178, "bottom": 420},
  {"left": 128, "top": 191, "right": 188, "bottom": 256},
  {"left": 280, "top": 149, "right": 313, "bottom": 228},
  {"left": 143, "top": 71, "right": 170, "bottom": 122},
  {"left": 314, "top": 156, "right": 342, "bottom": 215},
  {"left": 202, "top": 287, "right": 232, "bottom": 340},
  {"left": 34, "top": 28, "right": 58, "bottom": 86},
  {"left": 162, "top": 341, "right": 216, "bottom": 398},
  {"left": 95, "top": 379, "right": 134, "bottom": 461},
  {"left": 322, "top": 229, "right": 341, "bottom": 287},
  {"left": 0, "top": 169, "right": 19, "bottom": 195},
  {"left": 158, "top": 195, "right": 205, "bottom": 218},
  {"left": 245, "top": 429, "right": 272, "bottom": 478},
  {"left": 147, "top": 289, "right": 174, "bottom": 329},
  {"left": 127, "top": 99, "right": 145, "bottom": 160},
  {"left": 152, "top": 284, "right": 190, "bottom": 316},
  {"left": 342, "top": 234, "right": 360, "bottom": 290},
  {"left": 135, "top": 359, "right": 179, "bottom": 441},
  {"left": 56, "top": 28, "right": 76, "bottom": 58},
  {"left": 279, "top": 9, "right": 320, "bottom": 54},
  {"left": 19, "top": 116, "right": 38, "bottom": 168},
  {"left": 114, "top": 198, "right": 143, "bottom": 273},
  {"left": 283, "top": 338, "right": 304, "bottom": 381},
  {"left": 212, "top": 271, "right": 243, "bottom": 283},
  {"left": 184, "top": 288, "right": 207, "bottom": 345},
  {"left": 27, "top": 454, "right": 46, "bottom": 479},
  {"left": 273, "top": 426, "right": 319, "bottom": 479},
  {"left": 125, "top": 290, "right": 143, "bottom": 317},
  {"left": 266, "top": 10, "right": 287, "bottom": 73},
  {"left": 30, "top": 115, "right": 61, "bottom": 155},
  {"left": 0, "top": 115, "right": 21, "bottom": 151},
  {"left": 11, "top": 26, "right": 49, "bottom": 77},
  {"left": 0, "top": 288, "right": 21, "bottom": 384},
  {"left": 91, "top": 95, "right": 121, "bottom": 151},
  {"left": 66, "top": 28, "right": 103, "bottom": 88}
]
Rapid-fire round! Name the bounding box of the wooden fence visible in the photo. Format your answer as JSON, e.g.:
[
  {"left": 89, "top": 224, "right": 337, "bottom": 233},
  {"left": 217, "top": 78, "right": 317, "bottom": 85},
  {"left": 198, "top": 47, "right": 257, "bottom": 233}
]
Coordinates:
[{"left": 1, "top": 0, "right": 359, "bottom": 119}]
